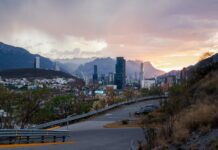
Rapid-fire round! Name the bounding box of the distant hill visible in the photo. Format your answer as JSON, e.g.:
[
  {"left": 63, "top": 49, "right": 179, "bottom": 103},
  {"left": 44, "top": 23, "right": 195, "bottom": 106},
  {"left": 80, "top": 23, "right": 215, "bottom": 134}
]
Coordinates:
[
  {"left": 0, "top": 68, "right": 84, "bottom": 85},
  {"left": 0, "top": 68, "right": 82, "bottom": 80},
  {"left": 0, "top": 42, "right": 54, "bottom": 71},
  {"left": 0, "top": 68, "right": 71, "bottom": 78},
  {"left": 75, "top": 57, "right": 165, "bottom": 78},
  {"left": 158, "top": 70, "right": 181, "bottom": 78},
  {"left": 127, "top": 60, "right": 165, "bottom": 78},
  {"left": 56, "top": 58, "right": 96, "bottom": 74}
]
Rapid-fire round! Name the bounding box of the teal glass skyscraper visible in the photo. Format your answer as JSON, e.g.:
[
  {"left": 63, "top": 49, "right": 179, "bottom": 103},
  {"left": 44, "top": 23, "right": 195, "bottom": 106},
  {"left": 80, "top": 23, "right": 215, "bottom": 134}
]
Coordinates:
[
  {"left": 115, "top": 57, "right": 126, "bottom": 90},
  {"left": 93, "top": 65, "right": 98, "bottom": 84}
]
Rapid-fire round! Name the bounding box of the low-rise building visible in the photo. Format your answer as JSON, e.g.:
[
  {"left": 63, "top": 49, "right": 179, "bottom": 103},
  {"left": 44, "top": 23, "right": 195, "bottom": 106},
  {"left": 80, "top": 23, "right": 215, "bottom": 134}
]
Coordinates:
[{"left": 142, "top": 79, "right": 156, "bottom": 89}]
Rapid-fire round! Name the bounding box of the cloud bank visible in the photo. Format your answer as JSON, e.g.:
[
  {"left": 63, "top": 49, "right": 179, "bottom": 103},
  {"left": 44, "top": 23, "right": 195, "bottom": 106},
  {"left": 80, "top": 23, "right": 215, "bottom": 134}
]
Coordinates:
[{"left": 0, "top": 0, "right": 218, "bottom": 71}]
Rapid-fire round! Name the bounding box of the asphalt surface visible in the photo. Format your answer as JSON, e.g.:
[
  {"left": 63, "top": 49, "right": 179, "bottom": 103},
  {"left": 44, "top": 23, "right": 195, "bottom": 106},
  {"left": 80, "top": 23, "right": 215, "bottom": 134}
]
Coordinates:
[{"left": 1, "top": 100, "right": 160, "bottom": 150}]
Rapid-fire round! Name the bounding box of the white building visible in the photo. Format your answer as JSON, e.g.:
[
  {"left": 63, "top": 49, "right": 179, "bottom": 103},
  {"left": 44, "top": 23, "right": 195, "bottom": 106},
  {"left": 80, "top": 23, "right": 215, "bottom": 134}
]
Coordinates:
[
  {"left": 142, "top": 79, "right": 156, "bottom": 89},
  {"left": 108, "top": 72, "right": 114, "bottom": 84},
  {"left": 106, "top": 84, "right": 117, "bottom": 90},
  {"left": 34, "top": 56, "right": 40, "bottom": 69}
]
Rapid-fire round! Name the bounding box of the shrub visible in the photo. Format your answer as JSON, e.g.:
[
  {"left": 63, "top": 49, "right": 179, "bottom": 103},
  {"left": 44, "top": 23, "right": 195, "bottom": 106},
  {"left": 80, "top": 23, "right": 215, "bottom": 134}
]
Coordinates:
[
  {"left": 140, "top": 86, "right": 163, "bottom": 97},
  {"left": 91, "top": 100, "right": 106, "bottom": 110},
  {"left": 121, "top": 119, "right": 129, "bottom": 125}
]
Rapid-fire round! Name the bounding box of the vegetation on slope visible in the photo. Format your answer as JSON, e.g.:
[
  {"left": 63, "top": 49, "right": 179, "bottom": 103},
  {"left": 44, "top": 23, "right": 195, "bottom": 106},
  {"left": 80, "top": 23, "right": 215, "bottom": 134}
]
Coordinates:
[{"left": 141, "top": 63, "right": 218, "bottom": 149}]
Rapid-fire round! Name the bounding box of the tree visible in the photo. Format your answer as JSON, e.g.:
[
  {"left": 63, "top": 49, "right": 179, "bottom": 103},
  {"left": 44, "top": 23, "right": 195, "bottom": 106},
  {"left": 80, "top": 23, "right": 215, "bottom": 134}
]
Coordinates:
[
  {"left": 32, "top": 94, "right": 93, "bottom": 124},
  {"left": 16, "top": 89, "right": 52, "bottom": 128},
  {"left": 106, "top": 87, "right": 116, "bottom": 104},
  {"left": 140, "top": 86, "right": 163, "bottom": 96},
  {"left": 124, "top": 88, "right": 135, "bottom": 101},
  {"left": 0, "top": 86, "right": 16, "bottom": 128},
  {"left": 199, "top": 51, "right": 214, "bottom": 61}
]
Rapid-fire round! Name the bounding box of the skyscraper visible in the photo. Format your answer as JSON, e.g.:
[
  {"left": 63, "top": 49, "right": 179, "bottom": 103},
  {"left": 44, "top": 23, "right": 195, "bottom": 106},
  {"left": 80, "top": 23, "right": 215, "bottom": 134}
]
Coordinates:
[
  {"left": 54, "top": 62, "right": 60, "bottom": 71},
  {"left": 140, "top": 62, "right": 145, "bottom": 88},
  {"left": 34, "top": 56, "right": 40, "bottom": 69},
  {"left": 93, "top": 65, "right": 98, "bottom": 84},
  {"left": 115, "top": 57, "right": 126, "bottom": 90}
]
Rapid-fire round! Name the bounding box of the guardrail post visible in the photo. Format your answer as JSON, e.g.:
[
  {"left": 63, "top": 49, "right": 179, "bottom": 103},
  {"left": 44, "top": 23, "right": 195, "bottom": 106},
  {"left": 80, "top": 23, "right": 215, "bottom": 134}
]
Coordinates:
[
  {"left": 9, "top": 137, "right": 12, "bottom": 144},
  {"left": 18, "top": 136, "right": 21, "bottom": 144},
  {"left": 53, "top": 136, "right": 56, "bottom": 142},
  {"left": 62, "top": 136, "right": 65, "bottom": 142},
  {"left": 26, "top": 136, "right": 30, "bottom": 143},
  {"left": 41, "top": 136, "right": 44, "bottom": 143}
]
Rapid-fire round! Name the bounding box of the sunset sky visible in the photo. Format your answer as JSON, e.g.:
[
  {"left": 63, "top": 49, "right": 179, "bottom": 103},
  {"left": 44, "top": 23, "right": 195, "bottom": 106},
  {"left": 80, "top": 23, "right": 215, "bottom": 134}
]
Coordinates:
[{"left": 0, "top": 0, "right": 218, "bottom": 71}]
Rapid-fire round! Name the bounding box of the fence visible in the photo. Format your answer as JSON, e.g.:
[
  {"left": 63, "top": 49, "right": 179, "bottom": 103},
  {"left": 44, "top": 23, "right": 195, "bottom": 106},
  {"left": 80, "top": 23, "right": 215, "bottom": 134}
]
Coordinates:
[{"left": 0, "top": 129, "right": 69, "bottom": 144}]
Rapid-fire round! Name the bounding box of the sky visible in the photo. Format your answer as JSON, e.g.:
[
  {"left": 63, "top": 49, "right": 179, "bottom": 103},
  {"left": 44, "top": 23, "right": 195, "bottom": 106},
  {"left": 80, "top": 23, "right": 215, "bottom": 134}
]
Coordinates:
[{"left": 0, "top": 0, "right": 218, "bottom": 72}]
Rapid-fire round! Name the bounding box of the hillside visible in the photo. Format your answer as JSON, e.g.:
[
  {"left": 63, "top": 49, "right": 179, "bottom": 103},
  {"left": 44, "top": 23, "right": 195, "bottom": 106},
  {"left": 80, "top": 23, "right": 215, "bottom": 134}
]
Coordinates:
[
  {"left": 141, "top": 54, "right": 218, "bottom": 149},
  {"left": 0, "top": 42, "right": 54, "bottom": 70},
  {"left": 75, "top": 57, "right": 164, "bottom": 78},
  {"left": 0, "top": 68, "right": 79, "bottom": 80}
]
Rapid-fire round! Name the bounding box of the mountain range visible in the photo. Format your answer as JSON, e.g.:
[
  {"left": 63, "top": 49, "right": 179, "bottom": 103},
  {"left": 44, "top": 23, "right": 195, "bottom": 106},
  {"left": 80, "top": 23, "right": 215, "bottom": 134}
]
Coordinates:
[
  {"left": 72, "top": 57, "right": 165, "bottom": 79},
  {"left": 56, "top": 57, "right": 96, "bottom": 74},
  {"left": 0, "top": 42, "right": 165, "bottom": 79},
  {"left": 0, "top": 42, "right": 54, "bottom": 70}
]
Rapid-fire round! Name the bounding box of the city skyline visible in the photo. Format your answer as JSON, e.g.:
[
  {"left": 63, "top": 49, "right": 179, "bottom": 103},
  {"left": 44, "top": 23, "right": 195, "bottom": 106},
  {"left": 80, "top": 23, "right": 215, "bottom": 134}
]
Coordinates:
[{"left": 0, "top": 0, "right": 218, "bottom": 72}]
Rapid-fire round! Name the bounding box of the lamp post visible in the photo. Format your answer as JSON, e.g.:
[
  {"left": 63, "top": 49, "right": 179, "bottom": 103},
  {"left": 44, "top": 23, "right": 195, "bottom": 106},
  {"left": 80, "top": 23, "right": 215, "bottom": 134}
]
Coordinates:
[{"left": 0, "top": 109, "right": 5, "bottom": 128}]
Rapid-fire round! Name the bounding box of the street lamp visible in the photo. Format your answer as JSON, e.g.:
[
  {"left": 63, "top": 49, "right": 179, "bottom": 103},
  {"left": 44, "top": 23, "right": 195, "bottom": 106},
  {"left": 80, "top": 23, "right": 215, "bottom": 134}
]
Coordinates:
[
  {"left": 0, "top": 109, "right": 6, "bottom": 128},
  {"left": 66, "top": 113, "right": 76, "bottom": 130}
]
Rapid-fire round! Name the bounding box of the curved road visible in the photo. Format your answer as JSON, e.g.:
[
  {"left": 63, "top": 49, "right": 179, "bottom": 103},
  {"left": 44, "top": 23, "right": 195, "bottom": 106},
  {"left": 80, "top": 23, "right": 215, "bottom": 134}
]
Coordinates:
[{"left": 3, "top": 100, "right": 160, "bottom": 150}]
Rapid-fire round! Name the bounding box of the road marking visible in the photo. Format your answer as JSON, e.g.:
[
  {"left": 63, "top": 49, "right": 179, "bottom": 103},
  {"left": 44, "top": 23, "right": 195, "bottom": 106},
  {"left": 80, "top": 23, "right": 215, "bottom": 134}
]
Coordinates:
[
  {"left": 0, "top": 141, "right": 75, "bottom": 148},
  {"left": 105, "top": 113, "right": 112, "bottom": 116},
  {"left": 46, "top": 126, "right": 61, "bottom": 130}
]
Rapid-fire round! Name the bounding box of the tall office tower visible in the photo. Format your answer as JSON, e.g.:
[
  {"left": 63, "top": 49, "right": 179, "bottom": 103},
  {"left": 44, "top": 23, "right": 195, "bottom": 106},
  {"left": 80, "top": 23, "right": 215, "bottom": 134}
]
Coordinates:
[
  {"left": 100, "top": 74, "right": 106, "bottom": 84},
  {"left": 115, "top": 57, "right": 126, "bottom": 90},
  {"left": 54, "top": 62, "right": 60, "bottom": 71},
  {"left": 134, "top": 72, "right": 138, "bottom": 81},
  {"left": 93, "top": 65, "right": 98, "bottom": 84},
  {"left": 34, "top": 56, "right": 40, "bottom": 69},
  {"left": 140, "top": 63, "right": 145, "bottom": 88}
]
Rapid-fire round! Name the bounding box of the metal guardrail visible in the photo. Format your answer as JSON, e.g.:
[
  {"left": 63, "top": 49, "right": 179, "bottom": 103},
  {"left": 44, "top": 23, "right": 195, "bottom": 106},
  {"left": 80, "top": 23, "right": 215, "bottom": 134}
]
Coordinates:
[
  {"left": 34, "top": 95, "right": 167, "bottom": 129},
  {"left": 0, "top": 129, "right": 69, "bottom": 144}
]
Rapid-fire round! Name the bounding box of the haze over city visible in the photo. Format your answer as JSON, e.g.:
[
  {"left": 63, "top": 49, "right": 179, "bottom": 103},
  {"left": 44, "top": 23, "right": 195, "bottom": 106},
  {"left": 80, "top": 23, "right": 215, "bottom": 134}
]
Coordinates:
[{"left": 0, "top": 0, "right": 218, "bottom": 71}]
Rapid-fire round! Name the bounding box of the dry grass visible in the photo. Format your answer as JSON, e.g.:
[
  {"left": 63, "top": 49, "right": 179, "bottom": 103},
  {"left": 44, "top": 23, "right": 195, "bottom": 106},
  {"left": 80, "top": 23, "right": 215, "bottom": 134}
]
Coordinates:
[
  {"left": 143, "top": 110, "right": 168, "bottom": 128},
  {"left": 142, "top": 101, "right": 218, "bottom": 146},
  {"left": 173, "top": 102, "right": 218, "bottom": 143},
  {"left": 141, "top": 110, "right": 171, "bottom": 147}
]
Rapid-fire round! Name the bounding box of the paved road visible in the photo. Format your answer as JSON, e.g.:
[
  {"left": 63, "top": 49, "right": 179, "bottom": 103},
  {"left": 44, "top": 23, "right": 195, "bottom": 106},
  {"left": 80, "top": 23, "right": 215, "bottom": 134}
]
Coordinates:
[{"left": 2, "top": 100, "right": 160, "bottom": 150}]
